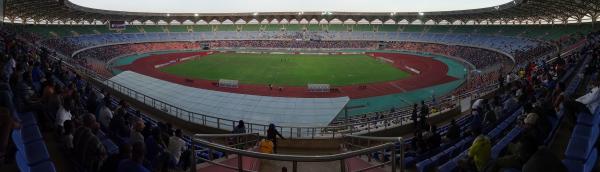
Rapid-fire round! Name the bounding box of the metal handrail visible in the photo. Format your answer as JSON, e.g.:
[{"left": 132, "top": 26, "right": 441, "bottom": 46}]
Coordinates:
[
  {"left": 195, "top": 133, "right": 260, "bottom": 138},
  {"left": 343, "top": 135, "right": 403, "bottom": 142},
  {"left": 191, "top": 134, "right": 404, "bottom": 172},
  {"left": 195, "top": 140, "right": 391, "bottom": 161}
]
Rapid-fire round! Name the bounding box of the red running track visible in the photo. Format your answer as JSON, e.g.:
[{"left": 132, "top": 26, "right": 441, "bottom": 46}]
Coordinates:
[{"left": 118, "top": 52, "right": 457, "bottom": 99}]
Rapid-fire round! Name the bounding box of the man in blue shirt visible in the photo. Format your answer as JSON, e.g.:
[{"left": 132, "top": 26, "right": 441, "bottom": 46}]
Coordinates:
[{"left": 118, "top": 142, "right": 150, "bottom": 172}]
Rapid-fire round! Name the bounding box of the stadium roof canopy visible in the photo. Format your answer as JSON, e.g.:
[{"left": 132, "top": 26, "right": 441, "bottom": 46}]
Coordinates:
[
  {"left": 4, "top": 0, "right": 600, "bottom": 25},
  {"left": 68, "top": 0, "right": 514, "bottom": 14}
]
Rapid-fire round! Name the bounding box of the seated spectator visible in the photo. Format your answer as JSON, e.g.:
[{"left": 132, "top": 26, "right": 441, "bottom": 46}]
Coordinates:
[
  {"left": 130, "top": 117, "right": 145, "bottom": 144},
  {"left": 522, "top": 148, "right": 568, "bottom": 172},
  {"left": 445, "top": 119, "right": 461, "bottom": 142},
  {"left": 426, "top": 124, "right": 441, "bottom": 150},
  {"left": 522, "top": 113, "right": 544, "bottom": 145},
  {"left": 144, "top": 127, "right": 167, "bottom": 170},
  {"left": 167, "top": 129, "right": 186, "bottom": 166},
  {"left": 62, "top": 120, "right": 74, "bottom": 151},
  {"left": 101, "top": 143, "right": 132, "bottom": 172},
  {"left": 411, "top": 130, "right": 428, "bottom": 155},
  {"left": 98, "top": 97, "right": 113, "bottom": 129},
  {"left": 483, "top": 101, "right": 497, "bottom": 125},
  {"left": 552, "top": 82, "right": 566, "bottom": 111},
  {"left": 109, "top": 110, "right": 131, "bottom": 140},
  {"left": 489, "top": 133, "right": 539, "bottom": 171},
  {"left": 56, "top": 97, "right": 73, "bottom": 131},
  {"left": 460, "top": 128, "right": 491, "bottom": 172},
  {"left": 73, "top": 113, "right": 107, "bottom": 172},
  {"left": 117, "top": 142, "right": 150, "bottom": 172},
  {"left": 470, "top": 110, "right": 483, "bottom": 133}
]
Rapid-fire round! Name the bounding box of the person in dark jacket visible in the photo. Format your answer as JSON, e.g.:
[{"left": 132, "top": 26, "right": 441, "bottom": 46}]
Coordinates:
[
  {"left": 266, "top": 123, "right": 285, "bottom": 153},
  {"left": 233, "top": 120, "right": 246, "bottom": 134},
  {"left": 426, "top": 125, "right": 441, "bottom": 150},
  {"left": 100, "top": 143, "right": 132, "bottom": 172},
  {"left": 446, "top": 119, "right": 461, "bottom": 142},
  {"left": 411, "top": 104, "right": 418, "bottom": 129}
]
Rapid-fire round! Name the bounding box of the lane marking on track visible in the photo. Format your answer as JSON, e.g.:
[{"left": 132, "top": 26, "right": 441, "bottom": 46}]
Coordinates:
[{"left": 390, "top": 83, "right": 407, "bottom": 93}]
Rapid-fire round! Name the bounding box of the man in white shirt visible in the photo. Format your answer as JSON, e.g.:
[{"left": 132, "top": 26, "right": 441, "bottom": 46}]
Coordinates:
[
  {"left": 98, "top": 98, "right": 113, "bottom": 129},
  {"left": 167, "top": 129, "right": 186, "bottom": 165},
  {"left": 56, "top": 102, "right": 72, "bottom": 127},
  {"left": 576, "top": 83, "right": 600, "bottom": 113},
  {"left": 129, "top": 117, "right": 145, "bottom": 144}
]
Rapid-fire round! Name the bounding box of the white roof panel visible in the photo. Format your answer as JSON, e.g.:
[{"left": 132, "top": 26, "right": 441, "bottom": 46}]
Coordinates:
[{"left": 109, "top": 71, "right": 349, "bottom": 128}]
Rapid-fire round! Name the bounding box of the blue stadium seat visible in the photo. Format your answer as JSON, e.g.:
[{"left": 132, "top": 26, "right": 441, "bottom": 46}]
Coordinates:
[
  {"left": 562, "top": 148, "right": 598, "bottom": 172},
  {"left": 564, "top": 136, "right": 595, "bottom": 161},
  {"left": 455, "top": 139, "right": 468, "bottom": 151},
  {"left": 30, "top": 161, "right": 57, "bottom": 172},
  {"left": 497, "top": 122, "right": 508, "bottom": 131},
  {"left": 488, "top": 128, "right": 501, "bottom": 140},
  {"left": 20, "top": 112, "right": 37, "bottom": 127},
  {"left": 24, "top": 141, "right": 50, "bottom": 165},
  {"left": 431, "top": 151, "right": 448, "bottom": 165},
  {"left": 500, "top": 168, "right": 521, "bottom": 172},
  {"left": 415, "top": 159, "right": 432, "bottom": 172},
  {"left": 437, "top": 158, "right": 459, "bottom": 172},
  {"left": 572, "top": 125, "right": 599, "bottom": 141},
  {"left": 11, "top": 129, "right": 24, "bottom": 151},
  {"left": 443, "top": 146, "right": 457, "bottom": 157},
  {"left": 491, "top": 127, "right": 522, "bottom": 159},
  {"left": 401, "top": 156, "right": 416, "bottom": 167},
  {"left": 21, "top": 125, "right": 43, "bottom": 144},
  {"left": 16, "top": 150, "right": 29, "bottom": 172},
  {"left": 576, "top": 109, "right": 600, "bottom": 126}
]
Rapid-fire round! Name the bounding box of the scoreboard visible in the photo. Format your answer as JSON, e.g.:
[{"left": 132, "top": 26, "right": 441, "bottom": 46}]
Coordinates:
[{"left": 108, "top": 21, "right": 126, "bottom": 30}]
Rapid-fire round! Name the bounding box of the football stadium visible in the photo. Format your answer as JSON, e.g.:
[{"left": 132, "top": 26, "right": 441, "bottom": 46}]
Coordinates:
[{"left": 0, "top": 0, "right": 599, "bottom": 171}]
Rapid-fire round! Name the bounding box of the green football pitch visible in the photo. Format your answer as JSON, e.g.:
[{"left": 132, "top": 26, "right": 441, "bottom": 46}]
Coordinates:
[{"left": 159, "top": 53, "right": 410, "bottom": 86}]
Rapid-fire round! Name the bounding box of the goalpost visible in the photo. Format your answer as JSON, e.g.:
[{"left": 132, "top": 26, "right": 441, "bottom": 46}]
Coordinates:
[
  {"left": 218, "top": 79, "right": 239, "bottom": 88},
  {"left": 308, "top": 84, "right": 330, "bottom": 92}
]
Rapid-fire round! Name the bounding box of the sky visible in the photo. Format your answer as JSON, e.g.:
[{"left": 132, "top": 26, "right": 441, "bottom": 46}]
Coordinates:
[{"left": 70, "top": 0, "right": 514, "bottom": 13}]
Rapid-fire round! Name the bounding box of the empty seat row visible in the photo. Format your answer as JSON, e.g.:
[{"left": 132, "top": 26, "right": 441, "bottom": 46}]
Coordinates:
[
  {"left": 562, "top": 108, "right": 600, "bottom": 172},
  {"left": 11, "top": 112, "right": 57, "bottom": 172}
]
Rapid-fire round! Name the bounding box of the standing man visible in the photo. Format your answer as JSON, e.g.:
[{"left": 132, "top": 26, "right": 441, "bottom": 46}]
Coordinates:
[
  {"left": 267, "top": 123, "right": 285, "bottom": 153},
  {"left": 411, "top": 104, "right": 418, "bottom": 129}
]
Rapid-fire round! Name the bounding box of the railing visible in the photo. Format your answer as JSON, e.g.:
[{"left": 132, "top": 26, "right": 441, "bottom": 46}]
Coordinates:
[
  {"left": 343, "top": 135, "right": 405, "bottom": 172},
  {"left": 329, "top": 82, "right": 499, "bottom": 125},
  {"left": 191, "top": 133, "right": 404, "bottom": 172}
]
